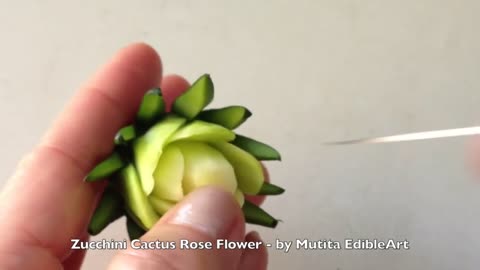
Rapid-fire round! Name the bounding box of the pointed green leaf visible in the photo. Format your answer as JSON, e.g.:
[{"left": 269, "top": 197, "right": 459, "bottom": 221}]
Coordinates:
[
  {"left": 257, "top": 182, "right": 285, "bottom": 195},
  {"left": 119, "top": 165, "right": 160, "bottom": 229},
  {"left": 88, "top": 188, "right": 124, "bottom": 235},
  {"left": 232, "top": 135, "right": 281, "bottom": 161},
  {"left": 136, "top": 88, "right": 165, "bottom": 127},
  {"left": 242, "top": 200, "right": 278, "bottom": 228},
  {"left": 85, "top": 152, "right": 126, "bottom": 182},
  {"left": 198, "top": 106, "right": 252, "bottom": 129},
  {"left": 172, "top": 74, "right": 214, "bottom": 119},
  {"left": 114, "top": 125, "right": 137, "bottom": 145}
]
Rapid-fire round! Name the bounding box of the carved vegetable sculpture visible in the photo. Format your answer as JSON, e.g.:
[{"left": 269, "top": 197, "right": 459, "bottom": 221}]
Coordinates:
[{"left": 86, "top": 74, "right": 284, "bottom": 240}]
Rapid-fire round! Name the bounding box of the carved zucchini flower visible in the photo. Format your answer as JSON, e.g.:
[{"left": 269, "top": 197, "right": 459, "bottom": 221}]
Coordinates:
[{"left": 86, "top": 75, "right": 284, "bottom": 239}]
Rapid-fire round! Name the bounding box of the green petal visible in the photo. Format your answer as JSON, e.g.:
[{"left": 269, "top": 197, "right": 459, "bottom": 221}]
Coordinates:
[
  {"left": 232, "top": 135, "right": 281, "bottom": 161},
  {"left": 242, "top": 200, "right": 278, "bottom": 228},
  {"left": 257, "top": 182, "right": 285, "bottom": 195},
  {"left": 176, "top": 141, "right": 237, "bottom": 195},
  {"left": 211, "top": 142, "right": 264, "bottom": 195},
  {"left": 149, "top": 196, "right": 176, "bottom": 215},
  {"left": 152, "top": 145, "right": 184, "bottom": 201},
  {"left": 126, "top": 215, "right": 146, "bottom": 241},
  {"left": 88, "top": 188, "right": 124, "bottom": 235},
  {"left": 167, "top": 120, "right": 235, "bottom": 143},
  {"left": 85, "top": 152, "right": 126, "bottom": 182},
  {"left": 173, "top": 74, "right": 214, "bottom": 119},
  {"left": 198, "top": 106, "right": 251, "bottom": 129},
  {"left": 136, "top": 88, "right": 165, "bottom": 127},
  {"left": 133, "top": 116, "right": 186, "bottom": 195},
  {"left": 119, "top": 164, "right": 160, "bottom": 229}
]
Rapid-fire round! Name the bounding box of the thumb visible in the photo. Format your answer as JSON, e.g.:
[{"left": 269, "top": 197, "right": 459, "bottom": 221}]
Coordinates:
[{"left": 107, "top": 186, "right": 246, "bottom": 270}]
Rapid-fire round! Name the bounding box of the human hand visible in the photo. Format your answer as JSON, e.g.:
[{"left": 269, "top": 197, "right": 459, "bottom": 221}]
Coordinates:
[{"left": 0, "top": 43, "right": 268, "bottom": 270}]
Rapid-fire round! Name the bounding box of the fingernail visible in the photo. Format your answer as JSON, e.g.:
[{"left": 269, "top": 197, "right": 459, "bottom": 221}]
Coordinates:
[{"left": 166, "top": 186, "right": 239, "bottom": 238}]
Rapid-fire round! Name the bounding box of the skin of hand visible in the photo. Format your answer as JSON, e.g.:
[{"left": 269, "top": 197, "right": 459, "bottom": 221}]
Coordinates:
[{"left": 0, "top": 43, "right": 269, "bottom": 270}]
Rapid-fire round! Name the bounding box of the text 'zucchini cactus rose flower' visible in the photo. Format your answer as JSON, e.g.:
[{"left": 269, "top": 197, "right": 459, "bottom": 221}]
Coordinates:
[{"left": 86, "top": 74, "right": 284, "bottom": 240}]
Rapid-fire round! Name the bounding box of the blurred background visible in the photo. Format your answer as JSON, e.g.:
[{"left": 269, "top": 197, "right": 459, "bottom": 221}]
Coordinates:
[{"left": 1, "top": 1, "right": 480, "bottom": 269}]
